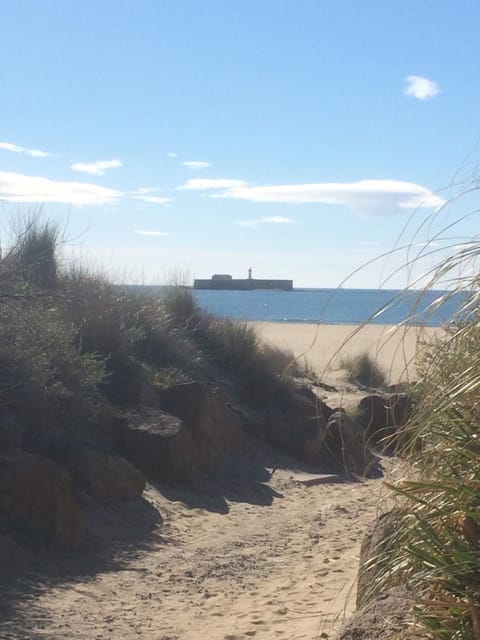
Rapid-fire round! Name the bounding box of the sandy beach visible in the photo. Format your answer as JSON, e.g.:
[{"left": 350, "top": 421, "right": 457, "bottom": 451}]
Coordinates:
[
  {"left": 3, "top": 322, "right": 434, "bottom": 640},
  {"left": 252, "top": 321, "right": 442, "bottom": 384},
  {"left": 251, "top": 321, "right": 442, "bottom": 411}
]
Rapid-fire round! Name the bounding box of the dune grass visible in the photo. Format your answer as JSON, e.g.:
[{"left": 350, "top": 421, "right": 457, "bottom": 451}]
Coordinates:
[
  {"left": 339, "top": 351, "right": 388, "bottom": 389},
  {"left": 362, "top": 220, "right": 480, "bottom": 636},
  {"left": 0, "top": 216, "right": 310, "bottom": 429}
]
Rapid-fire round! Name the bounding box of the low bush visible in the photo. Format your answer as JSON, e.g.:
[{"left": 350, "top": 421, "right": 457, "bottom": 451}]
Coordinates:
[
  {"left": 2, "top": 217, "right": 61, "bottom": 290},
  {"left": 0, "top": 217, "right": 312, "bottom": 440},
  {"left": 339, "top": 351, "right": 387, "bottom": 389},
  {"left": 193, "top": 315, "right": 310, "bottom": 405},
  {"left": 0, "top": 296, "right": 104, "bottom": 430}
]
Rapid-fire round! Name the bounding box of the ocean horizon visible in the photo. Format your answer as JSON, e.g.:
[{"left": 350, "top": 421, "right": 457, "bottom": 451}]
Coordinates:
[{"left": 127, "top": 285, "right": 471, "bottom": 328}]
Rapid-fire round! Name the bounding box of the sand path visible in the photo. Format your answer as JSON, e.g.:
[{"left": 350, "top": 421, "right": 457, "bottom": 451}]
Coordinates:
[
  {"left": 5, "top": 447, "right": 392, "bottom": 640},
  {"left": 4, "top": 322, "right": 420, "bottom": 640}
]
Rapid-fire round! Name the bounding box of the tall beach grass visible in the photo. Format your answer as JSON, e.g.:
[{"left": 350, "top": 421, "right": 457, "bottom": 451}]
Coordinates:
[{"left": 357, "top": 177, "right": 480, "bottom": 638}]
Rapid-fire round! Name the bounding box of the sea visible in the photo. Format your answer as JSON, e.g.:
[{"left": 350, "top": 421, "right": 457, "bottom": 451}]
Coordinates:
[{"left": 131, "top": 286, "right": 473, "bottom": 327}]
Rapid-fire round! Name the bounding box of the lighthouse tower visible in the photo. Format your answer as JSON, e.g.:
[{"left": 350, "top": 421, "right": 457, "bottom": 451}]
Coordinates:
[{"left": 248, "top": 267, "right": 252, "bottom": 280}]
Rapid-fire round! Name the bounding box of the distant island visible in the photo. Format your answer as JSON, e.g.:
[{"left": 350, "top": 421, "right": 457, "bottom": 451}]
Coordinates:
[{"left": 194, "top": 269, "right": 293, "bottom": 291}]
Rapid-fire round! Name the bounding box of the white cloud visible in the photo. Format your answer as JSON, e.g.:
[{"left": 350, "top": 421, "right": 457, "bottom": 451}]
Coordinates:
[
  {"left": 0, "top": 171, "right": 121, "bottom": 205},
  {"left": 181, "top": 161, "right": 211, "bottom": 170},
  {"left": 236, "top": 216, "right": 295, "bottom": 229},
  {"left": 134, "top": 195, "right": 172, "bottom": 205},
  {"left": 166, "top": 152, "right": 177, "bottom": 158},
  {"left": 181, "top": 178, "right": 248, "bottom": 190},
  {"left": 405, "top": 75, "right": 440, "bottom": 100},
  {"left": 70, "top": 159, "right": 123, "bottom": 176},
  {"left": 134, "top": 229, "right": 171, "bottom": 236},
  {"left": 214, "top": 179, "right": 445, "bottom": 217},
  {"left": 129, "top": 187, "right": 172, "bottom": 205},
  {"left": 135, "top": 187, "right": 158, "bottom": 194},
  {"left": 0, "top": 141, "right": 51, "bottom": 157}
]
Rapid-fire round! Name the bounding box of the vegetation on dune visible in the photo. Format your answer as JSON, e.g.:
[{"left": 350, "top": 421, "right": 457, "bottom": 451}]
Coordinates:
[
  {"left": 0, "top": 216, "right": 311, "bottom": 435},
  {"left": 6, "top": 208, "right": 480, "bottom": 638},
  {"left": 339, "top": 351, "right": 388, "bottom": 389},
  {"left": 363, "top": 216, "right": 480, "bottom": 637}
]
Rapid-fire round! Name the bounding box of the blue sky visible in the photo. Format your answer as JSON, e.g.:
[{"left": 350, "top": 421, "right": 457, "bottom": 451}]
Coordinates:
[{"left": 1, "top": 0, "right": 479, "bottom": 287}]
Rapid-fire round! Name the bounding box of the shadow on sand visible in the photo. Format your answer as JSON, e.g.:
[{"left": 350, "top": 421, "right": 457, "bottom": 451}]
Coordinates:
[
  {"left": 0, "top": 496, "right": 162, "bottom": 640},
  {"left": 154, "top": 439, "right": 373, "bottom": 515},
  {"left": 0, "top": 439, "right": 380, "bottom": 639}
]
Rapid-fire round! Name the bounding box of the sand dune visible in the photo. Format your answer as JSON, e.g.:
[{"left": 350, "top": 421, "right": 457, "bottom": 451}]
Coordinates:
[{"left": 3, "top": 322, "right": 426, "bottom": 639}]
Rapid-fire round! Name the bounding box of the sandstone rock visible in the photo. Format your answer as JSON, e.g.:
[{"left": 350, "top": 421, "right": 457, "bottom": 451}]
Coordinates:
[
  {"left": 335, "top": 585, "right": 414, "bottom": 640},
  {"left": 357, "top": 394, "right": 412, "bottom": 452},
  {"left": 119, "top": 409, "right": 195, "bottom": 484},
  {"left": 157, "top": 382, "right": 246, "bottom": 471},
  {"left": 267, "top": 411, "right": 324, "bottom": 462},
  {"left": 92, "top": 403, "right": 122, "bottom": 441},
  {"left": 0, "top": 449, "right": 85, "bottom": 548},
  {"left": 295, "top": 386, "right": 335, "bottom": 422},
  {"left": 0, "top": 531, "right": 34, "bottom": 573},
  {"left": 356, "top": 509, "right": 405, "bottom": 608},
  {"left": 325, "top": 411, "right": 378, "bottom": 478},
  {"left": 302, "top": 415, "right": 329, "bottom": 463},
  {"left": 66, "top": 447, "right": 145, "bottom": 502},
  {"left": 0, "top": 407, "right": 22, "bottom": 449},
  {"left": 263, "top": 388, "right": 330, "bottom": 463}
]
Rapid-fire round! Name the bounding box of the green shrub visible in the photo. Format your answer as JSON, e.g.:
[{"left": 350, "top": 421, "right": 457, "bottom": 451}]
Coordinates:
[
  {"left": 0, "top": 297, "right": 105, "bottom": 429},
  {"left": 60, "top": 273, "right": 201, "bottom": 403},
  {"left": 131, "top": 293, "right": 202, "bottom": 373},
  {"left": 3, "top": 217, "right": 61, "bottom": 290},
  {"left": 339, "top": 351, "right": 387, "bottom": 389},
  {"left": 0, "top": 218, "right": 312, "bottom": 434},
  {"left": 260, "top": 343, "right": 313, "bottom": 379},
  {"left": 365, "top": 284, "right": 480, "bottom": 634},
  {"left": 62, "top": 268, "right": 144, "bottom": 357},
  {"left": 193, "top": 315, "right": 305, "bottom": 405},
  {"left": 162, "top": 287, "right": 200, "bottom": 328}
]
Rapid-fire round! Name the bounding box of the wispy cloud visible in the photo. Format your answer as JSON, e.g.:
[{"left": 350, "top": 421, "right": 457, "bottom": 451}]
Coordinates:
[
  {"left": 130, "top": 187, "right": 172, "bottom": 205},
  {"left": 134, "top": 229, "right": 171, "bottom": 236},
  {"left": 134, "top": 195, "right": 172, "bottom": 205},
  {"left": 0, "top": 171, "right": 121, "bottom": 205},
  {"left": 405, "top": 75, "right": 440, "bottom": 100},
  {"left": 213, "top": 179, "right": 445, "bottom": 217},
  {"left": 181, "top": 161, "right": 211, "bottom": 170},
  {"left": 181, "top": 178, "right": 248, "bottom": 190},
  {"left": 70, "top": 159, "right": 123, "bottom": 176},
  {"left": 236, "top": 216, "right": 295, "bottom": 229},
  {"left": 166, "top": 152, "right": 177, "bottom": 158},
  {"left": 0, "top": 141, "right": 51, "bottom": 158},
  {"left": 135, "top": 187, "right": 159, "bottom": 195}
]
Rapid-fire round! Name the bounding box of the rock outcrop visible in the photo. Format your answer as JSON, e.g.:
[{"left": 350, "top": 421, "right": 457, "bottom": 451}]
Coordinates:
[
  {"left": 0, "top": 449, "right": 86, "bottom": 548},
  {"left": 0, "top": 407, "right": 23, "bottom": 449},
  {"left": 265, "top": 391, "right": 330, "bottom": 463},
  {"left": 335, "top": 509, "right": 413, "bottom": 639},
  {"left": 335, "top": 585, "right": 414, "bottom": 640},
  {"left": 119, "top": 409, "right": 195, "bottom": 484},
  {"left": 65, "top": 447, "right": 146, "bottom": 502},
  {"left": 357, "top": 394, "right": 412, "bottom": 452},
  {"left": 157, "top": 382, "right": 246, "bottom": 471},
  {"left": 356, "top": 509, "right": 405, "bottom": 607},
  {"left": 325, "top": 411, "right": 379, "bottom": 478}
]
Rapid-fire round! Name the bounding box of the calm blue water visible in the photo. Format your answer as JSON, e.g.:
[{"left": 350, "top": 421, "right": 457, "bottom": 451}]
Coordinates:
[
  {"left": 126, "top": 285, "right": 472, "bottom": 327},
  {"left": 192, "top": 288, "right": 472, "bottom": 327}
]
